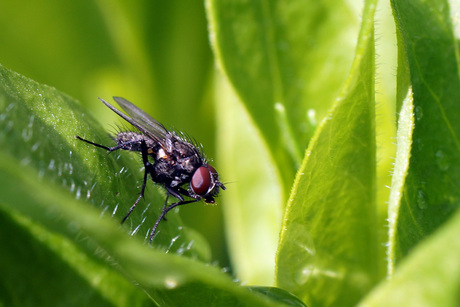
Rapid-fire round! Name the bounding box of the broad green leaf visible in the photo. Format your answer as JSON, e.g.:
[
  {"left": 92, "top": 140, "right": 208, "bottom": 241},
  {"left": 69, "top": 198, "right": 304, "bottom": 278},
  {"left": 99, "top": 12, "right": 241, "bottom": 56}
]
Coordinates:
[
  {"left": 388, "top": 0, "right": 460, "bottom": 270},
  {"left": 0, "top": 64, "right": 293, "bottom": 306},
  {"left": 215, "top": 75, "right": 282, "bottom": 285},
  {"left": 360, "top": 208, "right": 460, "bottom": 306},
  {"left": 276, "top": 1, "right": 380, "bottom": 306},
  {"left": 0, "top": 153, "right": 283, "bottom": 306},
  {"left": 206, "top": 0, "right": 361, "bottom": 191}
]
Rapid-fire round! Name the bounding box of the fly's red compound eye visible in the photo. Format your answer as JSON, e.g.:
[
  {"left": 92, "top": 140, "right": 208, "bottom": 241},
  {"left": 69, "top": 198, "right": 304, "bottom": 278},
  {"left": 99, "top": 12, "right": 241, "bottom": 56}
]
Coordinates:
[
  {"left": 191, "top": 166, "right": 213, "bottom": 196},
  {"left": 206, "top": 165, "right": 217, "bottom": 175}
]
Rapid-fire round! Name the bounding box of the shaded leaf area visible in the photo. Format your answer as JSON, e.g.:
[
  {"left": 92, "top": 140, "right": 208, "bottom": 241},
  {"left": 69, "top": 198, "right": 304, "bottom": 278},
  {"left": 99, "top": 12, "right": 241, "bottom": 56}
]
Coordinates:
[
  {"left": 207, "top": 0, "right": 360, "bottom": 191},
  {"left": 389, "top": 0, "right": 460, "bottom": 266},
  {"left": 0, "top": 65, "right": 299, "bottom": 306},
  {"left": 361, "top": 208, "right": 460, "bottom": 306},
  {"left": 276, "top": 0, "right": 379, "bottom": 306},
  {"left": 155, "top": 284, "right": 305, "bottom": 307},
  {"left": 0, "top": 210, "right": 150, "bottom": 307},
  {"left": 246, "top": 287, "right": 307, "bottom": 307}
]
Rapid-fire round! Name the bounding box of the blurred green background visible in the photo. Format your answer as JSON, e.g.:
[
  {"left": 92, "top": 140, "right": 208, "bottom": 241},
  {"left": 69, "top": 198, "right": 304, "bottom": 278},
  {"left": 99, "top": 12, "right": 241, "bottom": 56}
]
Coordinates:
[{"left": 0, "top": 1, "right": 229, "bottom": 265}]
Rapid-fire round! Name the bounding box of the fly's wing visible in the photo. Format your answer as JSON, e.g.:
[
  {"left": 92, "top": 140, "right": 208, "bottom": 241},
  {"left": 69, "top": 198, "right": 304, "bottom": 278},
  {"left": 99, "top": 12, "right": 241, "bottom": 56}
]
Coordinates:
[
  {"left": 98, "top": 97, "right": 167, "bottom": 143},
  {"left": 112, "top": 97, "right": 168, "bottom": 140}
]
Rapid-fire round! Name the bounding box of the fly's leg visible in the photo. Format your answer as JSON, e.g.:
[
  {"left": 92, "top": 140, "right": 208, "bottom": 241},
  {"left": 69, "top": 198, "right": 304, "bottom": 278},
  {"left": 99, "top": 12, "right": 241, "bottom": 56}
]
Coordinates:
[
  {"left": 161, "top": 193, "right": 170, "bottom": 221},
  {"left": 149, "top": 199, "right": 199, "bottom": 242},
  {"left": 161, "top": 186, "right": 186, "bottom": 222},
  {"left": 76, "top": 135, "right": 153, "bottom": 223},
  {"left": 121, "top": 140, "right": 152, "bottom": 223},
  {"left": 165, "top": 185, "right": 188, "bottom": 201},
  {"left": 76, "top": 134, "right": 202, "bottom": 242},
  {"left": 75, "top": 135, "right": 139, "bottom": 152}
]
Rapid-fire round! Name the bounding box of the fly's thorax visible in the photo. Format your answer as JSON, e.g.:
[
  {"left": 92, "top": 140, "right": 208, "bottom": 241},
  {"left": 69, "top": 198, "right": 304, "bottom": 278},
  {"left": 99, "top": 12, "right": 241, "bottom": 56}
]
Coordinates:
[
  {"left": 174, "top": 141, "right": 203, "bottom": 173},
  {"left": 151, "top": 139, "right": 203, "bottom": 188}
]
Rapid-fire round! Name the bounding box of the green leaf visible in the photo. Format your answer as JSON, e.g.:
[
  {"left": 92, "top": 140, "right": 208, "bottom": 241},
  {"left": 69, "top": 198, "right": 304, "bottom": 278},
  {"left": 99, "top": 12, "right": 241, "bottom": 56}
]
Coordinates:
[
  {"left": 206, "top": 0, "right": 361, "bottom": 191},
  {"left": 0, "top": 64, "right": 290, "bottom": 306},
  {"left": 388, "top": 0, "right": 460, "bottom": 271},
  {"left": 215, "top": 76, "right": 283, "bottom": 285},
  {"left": 360, "top": 208, "right": 460, "bottom": 306},
  {"left": 275, "top": 1, "right": 380, "bottom": 306},
  {"left": 0, "top": 153, "right": 279, "bottom": 306}
]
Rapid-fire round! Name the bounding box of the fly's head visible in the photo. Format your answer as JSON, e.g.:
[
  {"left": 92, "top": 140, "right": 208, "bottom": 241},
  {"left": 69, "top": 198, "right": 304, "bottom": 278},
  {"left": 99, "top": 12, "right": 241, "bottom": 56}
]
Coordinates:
[{"left": 190, "top": 164, "right": 226, "bottom": 203}]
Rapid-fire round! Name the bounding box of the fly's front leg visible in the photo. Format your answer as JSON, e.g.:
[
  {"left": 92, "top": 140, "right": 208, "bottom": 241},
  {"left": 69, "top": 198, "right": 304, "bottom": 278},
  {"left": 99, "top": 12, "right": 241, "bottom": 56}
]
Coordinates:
[
  {"left": 165, "top": 185, "right": 187, "bottom": 201},
  {"left": 149, "top": 199, "right": 199, "bottom": 242},
  {"left": 161, "top": 193, "right": 170, "bottom": 221},
  {"left": 148, "top": 185, "right": 199, "bottom": 241},
  {"left": 161, "top": 186, "right": 185, "bottom": 222},
  {"left": 121, "top": 140, "right": 152, "bottom": 223}
]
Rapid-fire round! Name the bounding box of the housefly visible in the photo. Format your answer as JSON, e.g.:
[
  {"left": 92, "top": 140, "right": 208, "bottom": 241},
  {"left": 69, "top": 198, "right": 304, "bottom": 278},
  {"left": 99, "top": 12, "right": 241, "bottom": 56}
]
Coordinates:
[{"left": 76, "top": 97, "right": 225, "bottom": 241}]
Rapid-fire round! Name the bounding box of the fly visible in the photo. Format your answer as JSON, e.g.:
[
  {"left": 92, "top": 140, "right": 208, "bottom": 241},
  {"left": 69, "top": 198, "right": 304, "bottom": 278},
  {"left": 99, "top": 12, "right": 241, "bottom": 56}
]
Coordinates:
[{"left": 76, "top": 97, "right": 226, "bottom": 241}]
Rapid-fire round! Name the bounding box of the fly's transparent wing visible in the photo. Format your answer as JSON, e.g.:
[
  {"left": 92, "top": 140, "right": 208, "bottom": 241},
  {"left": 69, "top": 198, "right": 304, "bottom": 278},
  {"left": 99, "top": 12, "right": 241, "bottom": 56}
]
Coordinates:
[
  {"left": 97, "top": 97, "right": 150, "bottom": 134},
  {"left": 113, "top": 97, "right": 168, "bottom": 140},
  {"left": 98, "top": 97, "right": 168, "bottom": 143}
]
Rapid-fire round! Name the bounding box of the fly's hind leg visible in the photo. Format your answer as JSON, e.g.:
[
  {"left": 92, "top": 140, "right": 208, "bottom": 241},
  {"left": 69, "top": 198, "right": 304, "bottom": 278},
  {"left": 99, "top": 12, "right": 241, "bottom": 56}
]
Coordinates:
[
  {"left": 121, "top": 140, "right": 153, "bottom": 223},
  {"left": 76, "top": 135, "right": 154, "bottom": 224},
  {"left": 161, "top": 186, "right": 188, "bottom": 221},
  {"left": 76, "top": 135, "right": 120, "bottom": 151}
]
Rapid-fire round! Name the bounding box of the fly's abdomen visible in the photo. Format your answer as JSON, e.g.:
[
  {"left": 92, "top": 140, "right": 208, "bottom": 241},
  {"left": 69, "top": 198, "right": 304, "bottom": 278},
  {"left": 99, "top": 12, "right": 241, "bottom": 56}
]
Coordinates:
[{"left": 116, "top": 132, "right": 156, "bottom": 151}]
